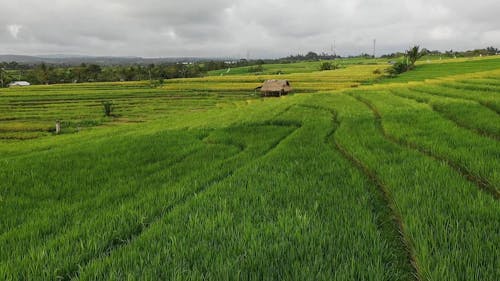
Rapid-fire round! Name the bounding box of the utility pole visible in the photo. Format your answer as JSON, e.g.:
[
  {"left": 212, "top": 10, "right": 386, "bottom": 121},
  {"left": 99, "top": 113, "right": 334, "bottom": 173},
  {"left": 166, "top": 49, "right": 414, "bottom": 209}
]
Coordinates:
[
  {"left": 373, "top": 39, "right": 376, "bottom": 58},
  {"left": 0, "top": 67, "right": 4, "bottom": 88}
]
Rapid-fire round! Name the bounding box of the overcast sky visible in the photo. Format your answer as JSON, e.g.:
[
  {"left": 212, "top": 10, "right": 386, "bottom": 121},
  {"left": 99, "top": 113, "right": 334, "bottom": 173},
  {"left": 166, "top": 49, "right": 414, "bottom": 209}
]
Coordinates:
[{"left": 1, "top": 0, "right": 499, "bottom": 58}]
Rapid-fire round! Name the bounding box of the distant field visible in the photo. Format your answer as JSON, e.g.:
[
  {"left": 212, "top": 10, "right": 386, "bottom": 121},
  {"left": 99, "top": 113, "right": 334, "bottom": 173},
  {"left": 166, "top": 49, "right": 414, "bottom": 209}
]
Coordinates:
[
  {"left": 384, "top": 56, "right": 500, "bottom": 82},
  {"left": 0, "top": 63, "right": 384, "bottom": 140},
  {"left": 0, "top": 56, "right": 499, "bottom": 280},
  {"left": 207, "top": 58, "right": 388, "bottom": 76}
]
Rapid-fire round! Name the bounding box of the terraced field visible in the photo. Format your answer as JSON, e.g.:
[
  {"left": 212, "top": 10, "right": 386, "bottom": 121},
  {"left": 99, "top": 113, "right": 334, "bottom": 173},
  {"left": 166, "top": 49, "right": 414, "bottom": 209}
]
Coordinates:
[
  {"left": 0, "top": 63, "right": 383, "bottom": 140},
  {"left": 0, "top": 57, "right": 499, "bottom": 280}
]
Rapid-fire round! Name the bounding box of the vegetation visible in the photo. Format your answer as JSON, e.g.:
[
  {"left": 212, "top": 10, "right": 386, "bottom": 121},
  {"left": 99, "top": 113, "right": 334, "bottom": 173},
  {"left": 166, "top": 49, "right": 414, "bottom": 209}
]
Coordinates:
[
  {"left": 407, "top": 46, "right": 424, "bottom": 66},
  {"left": 381, "top": 46, "right": 499, "bottom": 59},
  {"left": 383, "top": 56, "right": 500, "bottom": 83},
  {"left": 0, "top": 62, "right": 384, "bottom": 140},
  {"left": 102, "top": 101, "right": 114, "bottom": 117},
  {"left": 0, "top": 55, "right": 499, "bottom": 280},
  {"left": 319, "top": 61, "right": 340, "bottom": 71},
  {"left": 247, "top": 64, "right": 264, "bottom": 73},
  {"left": 388, "top": 45, "right": 425, "bottom": 76},
  {"left": 2, "top": 47, "right": 497, "bottom": 86}
]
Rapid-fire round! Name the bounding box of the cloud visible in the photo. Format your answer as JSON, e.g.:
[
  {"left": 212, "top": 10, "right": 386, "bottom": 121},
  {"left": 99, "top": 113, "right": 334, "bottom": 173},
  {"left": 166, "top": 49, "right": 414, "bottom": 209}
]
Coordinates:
[
  {"left": 480, "top": 30, "right": 500, "bottom": 46},
  {"left": 429, "top": 26, "right": 457, "bottom": 40},
  {"left": 6, "top": 24, "right": 22, "bottom": 39},
  {"left": 0, "top": 0, "right": 499, "bottom": 58}
]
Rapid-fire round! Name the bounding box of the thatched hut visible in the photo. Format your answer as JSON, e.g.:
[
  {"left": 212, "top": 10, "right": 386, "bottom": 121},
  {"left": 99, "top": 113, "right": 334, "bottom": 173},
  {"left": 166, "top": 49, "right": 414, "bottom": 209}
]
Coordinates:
[{"left": 259, "top": 80, "right": 292, "bottom": 97}]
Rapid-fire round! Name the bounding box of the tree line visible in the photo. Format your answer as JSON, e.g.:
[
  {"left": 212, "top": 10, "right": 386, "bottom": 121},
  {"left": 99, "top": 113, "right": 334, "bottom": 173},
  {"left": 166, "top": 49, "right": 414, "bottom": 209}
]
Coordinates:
[
  {"left": 1, "top": 46, "right": 498, "bottom": 87},
  {"left": 381, "top": 46, "right": 499, "bottom": 59},
  {"left": 0, "top": 59, "right": 266, "bottom": 86},
  {"left": 0, "top": 63, "right": 204, "bottom": 85}
]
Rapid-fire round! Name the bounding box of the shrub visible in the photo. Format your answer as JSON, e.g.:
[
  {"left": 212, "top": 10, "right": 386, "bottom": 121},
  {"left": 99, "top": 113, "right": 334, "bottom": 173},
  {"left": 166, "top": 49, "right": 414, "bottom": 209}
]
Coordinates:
[
  {"left": 388, "top": 60, "right": 411, "bottom": 76},
  {"left": 248, "top": 65, "right": 264, "bottom": 73},
  {"left": 150, "top": 79, "right": 164, "bottom": 88},
  {"left": 319, "top": 62, "right": 340, "bottom": 71},
  {"left": 102, "top": 101, "right": 114, "bottom": 117},
  {"left": 387, "top": 46, "right": 425, "bottom": 76},
  {"left": 320, "top": 62, "right": 332, "bottom": 71}
]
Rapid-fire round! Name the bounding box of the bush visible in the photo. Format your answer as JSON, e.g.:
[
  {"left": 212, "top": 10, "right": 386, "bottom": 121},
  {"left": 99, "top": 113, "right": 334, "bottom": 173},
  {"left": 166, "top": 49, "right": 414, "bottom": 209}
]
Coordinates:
[
  {"left": 319, "top": 62, "right": 339, "bottom": 71},
  {"left": 320, "top": 62, "right": 332, "bottom": 71},
  {"left": 248, "top": 65, "right": 264, "bottom": 73},
  {"left": 387, "top": 46, "right": 425, "bottom": 77},
  {"left": 388, "top": 60, "right": 411, "bottom": 76},
  {"left": 150, "top": 79, "right": 164, "bottom": 88},
  {"left": 102, "top": 101, "right": 114, "bottom": 117}
]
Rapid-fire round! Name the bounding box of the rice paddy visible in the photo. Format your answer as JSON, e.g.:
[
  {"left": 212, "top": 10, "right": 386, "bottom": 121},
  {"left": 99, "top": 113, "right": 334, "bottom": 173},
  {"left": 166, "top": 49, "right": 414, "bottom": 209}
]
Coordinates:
[{"left": 0, "top": 56, "right": 499, "bottom": 280}]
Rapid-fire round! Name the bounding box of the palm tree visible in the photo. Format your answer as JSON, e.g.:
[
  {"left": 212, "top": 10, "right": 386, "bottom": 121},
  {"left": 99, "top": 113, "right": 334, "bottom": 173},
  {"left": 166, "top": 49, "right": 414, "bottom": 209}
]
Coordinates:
[{"left": 406, "top": 45, "right": 424, "bottom": 67}]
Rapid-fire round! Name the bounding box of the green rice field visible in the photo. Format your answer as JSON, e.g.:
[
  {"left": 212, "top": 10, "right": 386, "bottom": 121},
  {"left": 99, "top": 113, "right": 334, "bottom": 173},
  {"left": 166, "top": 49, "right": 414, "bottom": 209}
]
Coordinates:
[{"left": 0, "top": 56, "right": 499, "bottom": 280}]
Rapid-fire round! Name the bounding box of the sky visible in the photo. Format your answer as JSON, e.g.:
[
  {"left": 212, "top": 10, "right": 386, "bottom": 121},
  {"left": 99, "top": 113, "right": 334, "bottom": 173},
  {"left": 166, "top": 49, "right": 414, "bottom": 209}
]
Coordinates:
[{"left": 1, "top": 0, "right": 499, "bottom": 58}]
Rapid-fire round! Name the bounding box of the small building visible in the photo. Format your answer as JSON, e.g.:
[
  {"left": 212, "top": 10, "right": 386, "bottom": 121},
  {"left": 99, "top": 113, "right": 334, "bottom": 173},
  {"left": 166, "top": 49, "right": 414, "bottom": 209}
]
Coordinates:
[
  {"left": 258, "top": 80, "right": 292, "bottom": 97},
  {"left": 8, "top": 81, "right": 30, "bottom": 87}
]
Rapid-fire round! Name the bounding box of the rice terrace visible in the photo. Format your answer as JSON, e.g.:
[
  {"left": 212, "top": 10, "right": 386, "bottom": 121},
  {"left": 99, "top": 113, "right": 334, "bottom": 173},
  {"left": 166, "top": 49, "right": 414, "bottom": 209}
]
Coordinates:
[{"left": 1, "top": 1, "right": 500, "bottom": 281}]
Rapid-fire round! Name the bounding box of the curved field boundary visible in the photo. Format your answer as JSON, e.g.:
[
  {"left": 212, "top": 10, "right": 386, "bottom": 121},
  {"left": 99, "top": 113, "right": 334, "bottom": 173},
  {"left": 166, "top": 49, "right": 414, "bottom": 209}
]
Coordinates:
[
  {"left": 0, "top": 146, "right": 205, "bottom": 239},
  {"left": 0, "top": 128, "right": 250, "bottom": 239},
  {"left": 390, "top": 90, "right": 500, "bottom": 141},
  {"left": 440, "top": 81, "right": 500, "bottom": 92},
  {"left": 410, "top": 87, "right": 500, "bottom": 115},
  {"left": 0, "top": 131, "right": 215, "bottom": 220},
  {"left": 0, "top": 103, "right": 301, "bottom": 279},
  {"left": 350, "top": 94, "right": 500, "bottom": 200},
  {"left": 64, "top": 123, "right": 301, "bottom": 280},
  {"left": 297, "top": 103, "right": 421, "bottom": 281}
]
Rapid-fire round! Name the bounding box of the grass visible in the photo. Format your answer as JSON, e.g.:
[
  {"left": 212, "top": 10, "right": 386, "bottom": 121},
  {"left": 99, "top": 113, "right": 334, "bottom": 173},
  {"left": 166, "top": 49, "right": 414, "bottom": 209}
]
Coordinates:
[
  {"left": 382, "top": 56, "right": 500, "bottom": 83},
  {"left": 0, "top": 63, "right": 383, "bottom": 141},
  {"left": 207, "top": 58, "right": 387, "bottom": 76},
  {"left": 305, "top": 92, "right": 500, "bottom": 281},
  {"left": 391, "top": 88, "right": 500, "bottom": 140},
  {"left": 0, "top": 56, "right": 499, "bottom": 280},
  {"left": 76, "top": 105, "right": 400, "bottom": 280},
  {"left": 359, "top": 91, "right": 499, "bottom": 192}
]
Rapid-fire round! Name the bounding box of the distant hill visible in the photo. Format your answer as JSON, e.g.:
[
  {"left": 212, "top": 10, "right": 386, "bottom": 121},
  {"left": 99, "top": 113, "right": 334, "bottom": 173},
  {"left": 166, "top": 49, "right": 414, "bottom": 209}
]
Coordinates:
[{"left": 0, "top": 54, "right": 230, "bottom": 66}]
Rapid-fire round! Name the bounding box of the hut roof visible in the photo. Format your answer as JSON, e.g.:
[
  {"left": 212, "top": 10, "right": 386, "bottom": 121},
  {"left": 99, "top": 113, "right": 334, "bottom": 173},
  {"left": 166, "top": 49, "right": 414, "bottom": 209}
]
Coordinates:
[{"left": 260, "top": 80, "right": 292, "bottom": 93}]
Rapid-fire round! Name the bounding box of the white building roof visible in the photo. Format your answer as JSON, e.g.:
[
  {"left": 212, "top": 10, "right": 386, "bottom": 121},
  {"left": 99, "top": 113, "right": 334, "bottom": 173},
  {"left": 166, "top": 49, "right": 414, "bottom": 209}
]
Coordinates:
[{"left": 8, "top": 81, "right": 30, "bottom": 86}]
